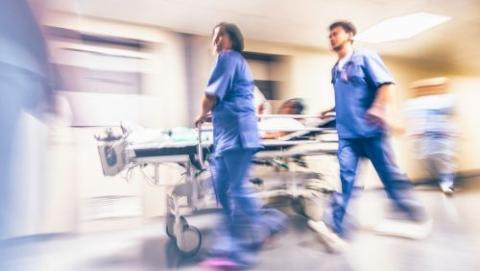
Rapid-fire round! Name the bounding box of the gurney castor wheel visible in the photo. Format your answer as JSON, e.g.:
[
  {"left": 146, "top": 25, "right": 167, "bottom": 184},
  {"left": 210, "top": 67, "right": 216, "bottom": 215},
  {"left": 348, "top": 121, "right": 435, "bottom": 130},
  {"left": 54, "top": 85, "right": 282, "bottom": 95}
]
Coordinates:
[
  {"left": 165, "top": 213, "right": 176, "bottom": 239},
  {"left": 176, "top": 225, "right": 202, "bottom": 256},
  {"left": 166, "top": 215, "right": 188, "bottom": 239},
  {"left": 292, "top": 197, "right": 306, "bottom": 216}
]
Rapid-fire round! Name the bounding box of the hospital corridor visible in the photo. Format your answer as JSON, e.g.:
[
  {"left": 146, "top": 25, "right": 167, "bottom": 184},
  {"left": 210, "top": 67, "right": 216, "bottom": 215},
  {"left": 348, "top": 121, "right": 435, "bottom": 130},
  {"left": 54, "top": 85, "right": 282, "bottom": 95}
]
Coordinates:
[{"left": 1, "top": 1, "right": 480, "bottom": 270}]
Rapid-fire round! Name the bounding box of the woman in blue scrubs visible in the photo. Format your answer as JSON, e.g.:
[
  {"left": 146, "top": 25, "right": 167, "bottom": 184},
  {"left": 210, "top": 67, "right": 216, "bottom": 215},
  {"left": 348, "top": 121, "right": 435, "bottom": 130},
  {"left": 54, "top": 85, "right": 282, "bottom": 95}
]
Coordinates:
[{"left": 195, "top": 22, "right": 273, "bottom": 269}]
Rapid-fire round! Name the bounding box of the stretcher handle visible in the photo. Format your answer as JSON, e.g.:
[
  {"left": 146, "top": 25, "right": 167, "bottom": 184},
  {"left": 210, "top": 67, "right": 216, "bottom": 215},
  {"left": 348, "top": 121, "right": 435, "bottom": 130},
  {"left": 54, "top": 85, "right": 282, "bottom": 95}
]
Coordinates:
[{"left": 197, "top": 122, "right": 205, "bottom": 169}]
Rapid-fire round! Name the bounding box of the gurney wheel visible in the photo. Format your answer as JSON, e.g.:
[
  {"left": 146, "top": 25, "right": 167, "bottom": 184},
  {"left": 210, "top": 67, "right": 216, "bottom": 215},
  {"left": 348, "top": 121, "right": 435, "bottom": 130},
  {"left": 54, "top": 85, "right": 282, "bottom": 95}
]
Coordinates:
[
  {"left": 176, "top": 225, "right": 202, "bottom": 256},
  {"left": 166, "top": 215, "right": 189, "bottom": 239},
  {"left": 165, "top": 213, "right": 176, "bottom": 239}
]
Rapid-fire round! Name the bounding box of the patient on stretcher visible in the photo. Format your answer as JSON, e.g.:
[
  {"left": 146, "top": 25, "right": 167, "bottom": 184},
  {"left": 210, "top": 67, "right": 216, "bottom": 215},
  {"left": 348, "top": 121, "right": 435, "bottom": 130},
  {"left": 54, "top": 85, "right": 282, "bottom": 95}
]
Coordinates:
[
  {"left": 259, "top": 98, "right": 335, "bottom": 139},
  {"left": 260, "top": 98, "right": 306, "bottom": 139}
]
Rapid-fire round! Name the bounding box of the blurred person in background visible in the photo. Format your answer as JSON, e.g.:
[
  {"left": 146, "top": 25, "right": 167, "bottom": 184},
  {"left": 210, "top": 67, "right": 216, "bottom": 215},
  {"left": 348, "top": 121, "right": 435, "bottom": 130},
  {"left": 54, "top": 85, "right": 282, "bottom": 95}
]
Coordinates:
[
  {"left": 0, "top": 0, "right": 54, "bottom": 242},
  {"left": 315, "top": 20, "right": 430, "bottom": 251},
  {"left": 195, "top": 22, "right": 285, "bottom": 269},
  {"left": 405, "top": 77, "right": 457, "bottom": 195}
]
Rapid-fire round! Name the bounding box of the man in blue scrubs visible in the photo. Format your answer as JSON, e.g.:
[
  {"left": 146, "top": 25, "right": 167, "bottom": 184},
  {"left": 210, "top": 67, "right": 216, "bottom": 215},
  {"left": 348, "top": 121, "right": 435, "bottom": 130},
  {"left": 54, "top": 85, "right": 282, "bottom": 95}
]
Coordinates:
[{"left": 314, "top": 21, "right": 428, "bottom": 249}]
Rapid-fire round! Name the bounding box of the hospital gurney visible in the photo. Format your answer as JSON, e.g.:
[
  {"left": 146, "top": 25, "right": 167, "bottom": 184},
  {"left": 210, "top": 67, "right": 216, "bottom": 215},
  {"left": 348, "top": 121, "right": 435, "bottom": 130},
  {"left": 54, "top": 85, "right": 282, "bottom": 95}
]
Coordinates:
[
  {"left": 96, "top": 125, "right": 214, "bottom": 255},
  {"left": 95, "top": 115, "right": 338, "bottom": 255}
]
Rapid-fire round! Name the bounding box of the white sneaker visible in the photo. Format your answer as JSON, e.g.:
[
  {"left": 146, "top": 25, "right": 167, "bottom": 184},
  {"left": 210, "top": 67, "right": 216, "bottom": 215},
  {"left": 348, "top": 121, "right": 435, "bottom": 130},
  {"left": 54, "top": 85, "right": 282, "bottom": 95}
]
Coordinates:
[
  {"left": 373, "top": 218, "right": 433, "bottom": 240},
  {"left": 440, "top": 184, "right": 454, "bottom": 196},
  {"left": 307, "top": 220, "right": 347, "bottom": 253}
]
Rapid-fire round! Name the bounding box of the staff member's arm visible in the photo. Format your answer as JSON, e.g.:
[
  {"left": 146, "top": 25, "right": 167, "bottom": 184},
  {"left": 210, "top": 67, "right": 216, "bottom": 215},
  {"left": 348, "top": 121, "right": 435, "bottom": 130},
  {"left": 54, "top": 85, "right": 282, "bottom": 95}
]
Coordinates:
[
  {"left": 195, "top": 94, "right": 216, "bottom": 127},
  {"left": 362, "top": 52, "right": 404, "bottom": 133},
  {"left": 367, "top": 83, "right": 405, "bottom": 134},
  {"left": 366, "top": 83, "right": 392, "bottom": 124},
  {"left": 194, "top": 52, "right": 234, "bottom": 127}
]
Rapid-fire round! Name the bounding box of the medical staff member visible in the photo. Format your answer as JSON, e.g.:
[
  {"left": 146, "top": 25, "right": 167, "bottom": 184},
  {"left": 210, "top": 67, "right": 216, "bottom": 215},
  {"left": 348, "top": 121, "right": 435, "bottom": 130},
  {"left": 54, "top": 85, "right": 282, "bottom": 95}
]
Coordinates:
[
  {"left": 314, "top": 21, "right": 429, "bottom": 248},
  {"left": 195, "top": 22, "right": 268, "bottom": 269},
  {"left": 406, "top": 78, "right": 457, "bottom": 195},
  {"left": 0, "top": 0, "right": 53, "bottom": 239}
]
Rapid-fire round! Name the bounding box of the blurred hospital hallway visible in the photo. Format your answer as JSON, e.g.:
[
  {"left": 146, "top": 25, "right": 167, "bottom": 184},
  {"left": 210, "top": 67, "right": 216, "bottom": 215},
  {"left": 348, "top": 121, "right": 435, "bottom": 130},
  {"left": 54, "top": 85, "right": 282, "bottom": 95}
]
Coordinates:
[{"left": 2, "top": 1, "right": 480, "bottom": 270}]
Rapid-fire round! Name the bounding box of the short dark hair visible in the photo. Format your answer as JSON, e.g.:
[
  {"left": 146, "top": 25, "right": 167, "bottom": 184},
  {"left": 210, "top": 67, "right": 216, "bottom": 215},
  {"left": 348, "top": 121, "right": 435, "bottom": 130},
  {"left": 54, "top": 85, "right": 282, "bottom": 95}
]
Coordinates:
[
  {"left": 213, "top": 22, "right": 245, "bottom": 52},
  {"left": 329, "top": 21, "right": 357, "bottom": 36}
]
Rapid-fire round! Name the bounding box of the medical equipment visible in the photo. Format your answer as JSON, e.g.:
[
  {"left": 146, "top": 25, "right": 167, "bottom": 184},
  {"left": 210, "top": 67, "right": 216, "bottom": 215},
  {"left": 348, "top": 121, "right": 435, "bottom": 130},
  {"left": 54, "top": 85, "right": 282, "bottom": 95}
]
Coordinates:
[{"left": 95, "top": 115, "right": 338, "bottom": 255}]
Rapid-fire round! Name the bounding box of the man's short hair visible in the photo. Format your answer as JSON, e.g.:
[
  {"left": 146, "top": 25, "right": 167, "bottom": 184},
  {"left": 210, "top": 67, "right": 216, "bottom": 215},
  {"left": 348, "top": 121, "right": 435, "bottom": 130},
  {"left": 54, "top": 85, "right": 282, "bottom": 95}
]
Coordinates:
[{"left": 329, "top": 21, "right": 357, "bottom": 36}]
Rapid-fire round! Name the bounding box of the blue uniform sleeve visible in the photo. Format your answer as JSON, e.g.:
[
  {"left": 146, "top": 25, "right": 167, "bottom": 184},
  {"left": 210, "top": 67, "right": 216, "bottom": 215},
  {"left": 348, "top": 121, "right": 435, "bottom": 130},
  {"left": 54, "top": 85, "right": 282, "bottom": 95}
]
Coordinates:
[
  {"left": 206, "top": 52, "right": 236, "bottom": 101},
  {"left": 363, "top": 51, "right": 395, "bottom": 88}
]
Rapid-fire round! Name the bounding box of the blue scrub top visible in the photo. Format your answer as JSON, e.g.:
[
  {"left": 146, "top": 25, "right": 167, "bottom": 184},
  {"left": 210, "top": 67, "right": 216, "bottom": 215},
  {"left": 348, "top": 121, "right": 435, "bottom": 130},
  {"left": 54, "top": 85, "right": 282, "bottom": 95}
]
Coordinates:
[
  {"left": 205, "top": 50, "right": 261, "bottom": 156},
  {"left": 331, "top": 50, "right": 395, "bottom": 139}
]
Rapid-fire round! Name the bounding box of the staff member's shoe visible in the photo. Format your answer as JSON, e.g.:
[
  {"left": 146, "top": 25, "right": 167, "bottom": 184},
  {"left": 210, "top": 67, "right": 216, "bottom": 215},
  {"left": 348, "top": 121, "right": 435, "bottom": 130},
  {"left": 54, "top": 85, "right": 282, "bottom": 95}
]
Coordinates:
[
  {"left": 200, "top": 257, "right": 242, "bottom": 270},
  {"left": 307, "top": 220, "right": 347, "bottom": 253},
  {"left": 200, "top": 256, "right": 253, "bottom": 270},
  {"left": 440, "top": 184, "right": 454, "bottom": 196}
]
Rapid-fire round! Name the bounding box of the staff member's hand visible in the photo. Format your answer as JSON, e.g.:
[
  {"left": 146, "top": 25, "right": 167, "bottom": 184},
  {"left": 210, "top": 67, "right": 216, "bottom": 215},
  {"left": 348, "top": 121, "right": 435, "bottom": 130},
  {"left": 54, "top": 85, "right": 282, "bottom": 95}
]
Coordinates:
[
  {"left": 366, "top": 104, "right": 386, "bottom": 126},
  {"left": 319, "top": 107, "right": 335, "bottom": 119},
  {"left": 366, "top": 105, "right": 405, "bottom": 135},
  {"left": 195, "top": 113, "right": 211, "bottom": 127}
]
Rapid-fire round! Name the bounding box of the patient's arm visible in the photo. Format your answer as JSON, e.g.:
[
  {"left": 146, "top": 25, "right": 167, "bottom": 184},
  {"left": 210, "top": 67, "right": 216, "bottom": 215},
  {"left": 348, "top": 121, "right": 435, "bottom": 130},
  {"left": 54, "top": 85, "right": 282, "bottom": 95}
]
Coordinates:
[{"left": 263, "top": 131, "right": 291, "bottom": 139}]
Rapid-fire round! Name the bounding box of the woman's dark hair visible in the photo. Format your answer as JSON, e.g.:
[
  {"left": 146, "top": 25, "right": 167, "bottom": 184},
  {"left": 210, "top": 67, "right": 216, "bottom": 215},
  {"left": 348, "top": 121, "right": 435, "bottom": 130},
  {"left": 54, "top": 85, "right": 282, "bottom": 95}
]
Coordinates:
[{"left": 214, "top": 22, "right": 245, "bottom": 52}]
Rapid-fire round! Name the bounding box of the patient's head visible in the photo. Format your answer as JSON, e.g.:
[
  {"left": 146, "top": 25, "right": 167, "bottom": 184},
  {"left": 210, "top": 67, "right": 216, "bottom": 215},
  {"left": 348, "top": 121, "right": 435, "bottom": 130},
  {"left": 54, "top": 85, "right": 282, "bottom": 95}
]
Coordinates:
[{"left": 278, "top": 98, "right": 305, "bottom": 115}]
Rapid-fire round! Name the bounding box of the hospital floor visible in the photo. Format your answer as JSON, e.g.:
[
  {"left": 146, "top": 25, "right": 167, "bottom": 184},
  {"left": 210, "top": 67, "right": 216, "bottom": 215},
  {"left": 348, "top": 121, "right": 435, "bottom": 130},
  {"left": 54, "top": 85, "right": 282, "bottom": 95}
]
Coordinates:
[{"left": 2, "top": 179, "right": 480, "bottom": 271}]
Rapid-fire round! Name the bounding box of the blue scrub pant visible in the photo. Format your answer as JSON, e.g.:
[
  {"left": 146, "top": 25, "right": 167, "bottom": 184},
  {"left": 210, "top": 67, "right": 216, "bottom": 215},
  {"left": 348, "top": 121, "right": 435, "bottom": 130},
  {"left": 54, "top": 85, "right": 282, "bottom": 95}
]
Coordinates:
[
  {"left": 209, "top": 148, "right": 270, "bottom": 263},
  {"left": 331, "top": 136, "right": 425, "bottom": 236}
]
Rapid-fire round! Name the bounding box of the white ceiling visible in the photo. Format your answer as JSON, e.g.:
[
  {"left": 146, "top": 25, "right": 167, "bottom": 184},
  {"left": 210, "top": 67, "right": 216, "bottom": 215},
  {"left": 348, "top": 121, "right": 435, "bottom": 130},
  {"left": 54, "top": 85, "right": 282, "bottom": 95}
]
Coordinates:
[{"left": 46, "top": 0, "right": 480, "bottom": 73}]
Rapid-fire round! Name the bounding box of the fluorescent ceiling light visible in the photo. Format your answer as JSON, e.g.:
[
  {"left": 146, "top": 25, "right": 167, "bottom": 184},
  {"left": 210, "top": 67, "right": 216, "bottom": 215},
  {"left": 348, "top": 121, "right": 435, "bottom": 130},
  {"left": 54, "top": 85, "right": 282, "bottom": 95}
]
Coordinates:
[{"left": 356, "top": 12, "right": 451, "bottom": 43}]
